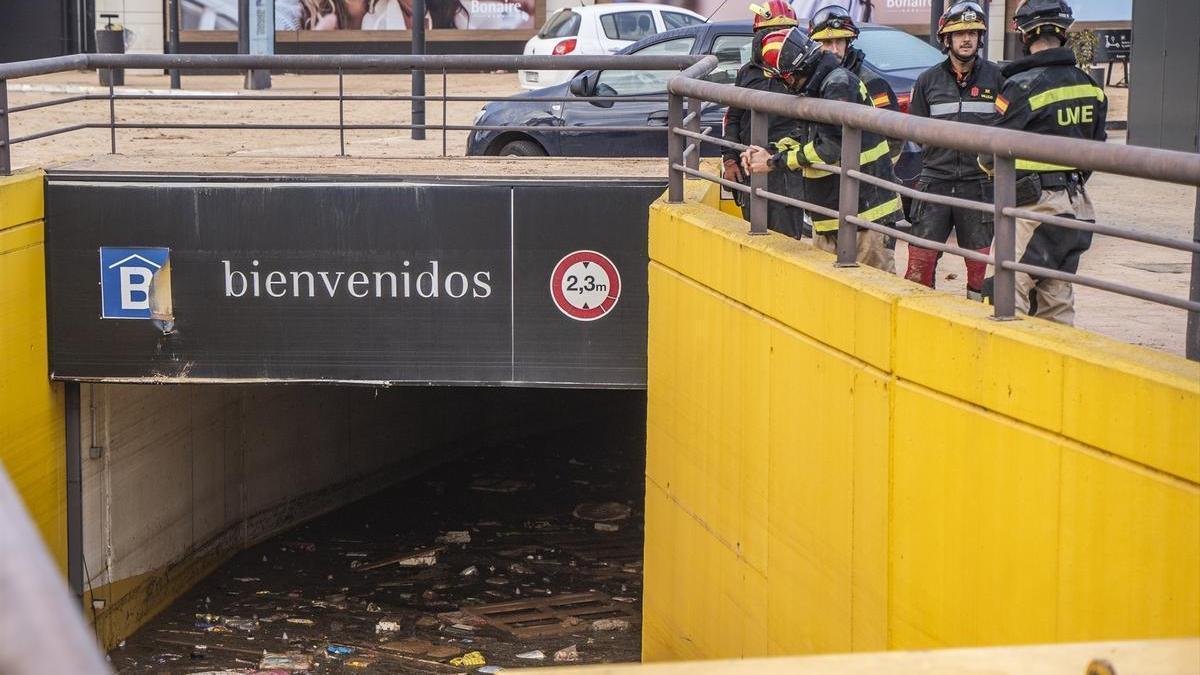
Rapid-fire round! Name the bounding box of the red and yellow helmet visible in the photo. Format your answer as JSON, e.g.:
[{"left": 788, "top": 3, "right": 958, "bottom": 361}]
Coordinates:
[
  {"left": 750, "top": 0, "right": 799, "bottom": 31},
  {"left": 759, "top": 27, "right": 824, "bottom": 82}
]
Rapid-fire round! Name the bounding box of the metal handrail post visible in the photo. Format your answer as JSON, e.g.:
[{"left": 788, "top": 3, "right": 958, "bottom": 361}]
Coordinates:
[
  {"left": 748, "top": 109, "right": 768, "bottom": 234},
  {"left": 108, "top": 80, "right": 116, "bottom": 154},
  {"left": 1, "top": 79, "right": 10, "bottom": 175},
  {"left": 992, "top": 155, "right": 1018, "bottom": 320},
  {"left": 667, "top": 93, "right": 684, "bottom": 203},
  {"left": 338, "top": 68, "right": 345, "bottom": 156},
  {"left": 685, "top": 97, "right": 701, "bottom": 171},
  {"left": 836, "top": 124, "right": 861, "bottom": 266},
  {"left": 168, "top": 0, "right": 182, "bottom": 89},
  {"left": 1187, "top": 187, "right": 1200, "bottom": 361},
  {"left": 411, "top": 0, "right": 426, "bottom": 141},
  {"left": 442, "top": 68, "right": 448, "bottom": 158}
]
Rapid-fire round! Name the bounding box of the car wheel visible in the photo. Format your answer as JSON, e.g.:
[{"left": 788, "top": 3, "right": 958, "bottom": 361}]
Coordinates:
[{"left": 498, "top": 140, "right": 547, "bottom": 157}]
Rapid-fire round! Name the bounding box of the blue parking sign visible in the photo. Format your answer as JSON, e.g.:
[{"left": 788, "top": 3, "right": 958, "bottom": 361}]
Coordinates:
[{"left": 100, "top": 247, "right": 171, "bottom": 319}]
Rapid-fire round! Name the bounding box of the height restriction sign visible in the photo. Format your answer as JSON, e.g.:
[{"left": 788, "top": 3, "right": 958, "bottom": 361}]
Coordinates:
[{"left": 549, "top": 250, "right": 621, "bottom": 321}]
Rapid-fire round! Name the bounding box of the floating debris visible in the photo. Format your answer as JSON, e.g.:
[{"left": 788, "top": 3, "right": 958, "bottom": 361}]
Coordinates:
[
  {"left": 449, "top": 651, "right": 487, "bottom": 667},
  {"left": 436, "top": 530, "right": 472, "bottom": 544},
  {"left": 259, "top": 652, "right": 313, "bottom": 671},
  {"left": 554, "top": 644, "right": 580, "bottom": 662},
  {"left": 375, "top": 620, "right": 402, "bottom": 634},
  {"left": 469, "top": 478, "right": 533, "bottom": 493},
  {"left": 573, "top": 502, "right": 632, "bottom": 522}
]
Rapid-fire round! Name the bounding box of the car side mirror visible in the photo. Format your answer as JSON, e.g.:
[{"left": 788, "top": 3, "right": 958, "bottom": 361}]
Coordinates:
[{"left": 569, "top": 72, "right": 595, "bottom": 97}]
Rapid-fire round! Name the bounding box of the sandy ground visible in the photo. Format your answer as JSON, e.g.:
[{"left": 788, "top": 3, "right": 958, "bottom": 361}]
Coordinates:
[{"left": 7, "top": 71, "right": 1194, "bottom": 357}]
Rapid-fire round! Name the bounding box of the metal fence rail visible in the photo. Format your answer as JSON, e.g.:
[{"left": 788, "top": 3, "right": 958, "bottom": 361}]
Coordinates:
[
  {"left": 666, "top": 56, "right": 1200, "bottom": 361},
  {"left": 0, "top": 53, "right": 699, "bottom": 173}
]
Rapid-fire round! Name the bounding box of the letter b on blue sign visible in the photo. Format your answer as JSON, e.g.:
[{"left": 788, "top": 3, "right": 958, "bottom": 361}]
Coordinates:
[{"left": 100, "top": 247, "right": 170, "bottom": 319}]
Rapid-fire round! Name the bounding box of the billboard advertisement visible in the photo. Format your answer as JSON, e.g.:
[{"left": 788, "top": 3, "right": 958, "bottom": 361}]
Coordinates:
[{"left": 181, "top": 0, "right": 535, "bottom": 31}]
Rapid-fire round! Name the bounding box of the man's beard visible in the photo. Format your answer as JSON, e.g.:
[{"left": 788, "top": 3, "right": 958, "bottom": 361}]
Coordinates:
[{"left": 950, "top": 44, "right": 978, "bottom": 64}]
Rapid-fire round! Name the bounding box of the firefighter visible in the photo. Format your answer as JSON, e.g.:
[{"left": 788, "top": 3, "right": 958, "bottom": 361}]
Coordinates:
[
  {"left": 808, "top": 4, "right": 902, "bottom": 159},
  {"left": 720, "top": 0, "right": 808, "bottom": 238},
  {"left": 740, "top": 28, "right": 903, "bottom": 271},
  {"left": 904, "top": 1, "right": 1005, "bottom": 301},
  {"left": 979, "top": 0, "right": 1106, "bottom": 325}
]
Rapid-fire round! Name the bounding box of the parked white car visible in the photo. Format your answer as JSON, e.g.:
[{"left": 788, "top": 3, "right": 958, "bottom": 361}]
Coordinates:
[{"left": 519, "top": 4, "right": 707, "bottom": 89}]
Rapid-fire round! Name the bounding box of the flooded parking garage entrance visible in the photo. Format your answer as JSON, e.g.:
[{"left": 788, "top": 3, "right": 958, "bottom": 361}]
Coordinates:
[
  {"left": 102, "top": 387, "right": 647, "bottom": 673},
  {"left": 39, "top": 164, "right": 669, "bottom": 665}
]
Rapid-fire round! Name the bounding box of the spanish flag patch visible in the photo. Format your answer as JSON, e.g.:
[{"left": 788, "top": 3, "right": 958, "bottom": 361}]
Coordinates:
[
  {"left": 995, "top": 95, "right": 1009, "bottom": 114},
  {"left": 871, "top": 93, "right": 890, "bottom": 108}
]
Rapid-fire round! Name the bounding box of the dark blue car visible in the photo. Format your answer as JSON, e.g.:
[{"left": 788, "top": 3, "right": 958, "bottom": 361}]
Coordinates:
[{"left": 466, "top": 20, "right": 942, "bottom": 176}]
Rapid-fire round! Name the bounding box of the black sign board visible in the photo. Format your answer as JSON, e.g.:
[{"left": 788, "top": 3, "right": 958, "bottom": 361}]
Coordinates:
[
  {"left": 1094, "top": 29, "right": 1132, "bottom": 62},
  {"left": 45, "top": 175, "right": 663, "bottom": 387}
]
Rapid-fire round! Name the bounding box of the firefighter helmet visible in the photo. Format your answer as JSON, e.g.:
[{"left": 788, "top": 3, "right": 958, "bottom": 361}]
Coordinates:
[
  {"left": 1013, "top": 0, "right": 1074, "bottom": 46},
  {"left": 749, "top": 0, "right": 799, "bottom": 31},
  {"left": 938, "top": 1, "right": 987, "bottom": 40},
  {"left": 759, "top": 27, "right": 825, "bottom": 85},
  {"left": 809, "top": 5, "right": 859, "bottom": 41}
]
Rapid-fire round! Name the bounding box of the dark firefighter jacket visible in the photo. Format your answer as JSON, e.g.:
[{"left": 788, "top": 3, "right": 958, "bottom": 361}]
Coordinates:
[
  {"left": 978, "top": 47, "right": 1107, "bottom": 178},
  {"left": 767, "top": 52, "right": 903, "bottom": 233},
  {"left": 721, "top": 60, "right": 796, "bottom": 163},
  {"left": 909, "top": 56, "right": 1005, "bottom": 181},
  {"left": 843, "top": 45, "right": 902, "bottom": 159}
]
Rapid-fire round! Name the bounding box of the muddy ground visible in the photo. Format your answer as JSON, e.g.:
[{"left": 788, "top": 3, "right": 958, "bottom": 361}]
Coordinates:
[
  {"left": 108, "top": 393, "right": 648, "bottom": 674},
  {"left": 8, "top": 71, "right": 1193, "bottom": 356}
]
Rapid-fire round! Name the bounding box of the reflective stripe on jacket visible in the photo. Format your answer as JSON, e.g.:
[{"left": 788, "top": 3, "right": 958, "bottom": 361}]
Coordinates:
[
  {"left": 909, "top": 57, "right": 1005, "bottom": 181},
  {"left": 768, "top": 53, "right": 903, "bottom": 233},
  {"left": 979, "top": 47, "right": 1108, "bottom": 178}
]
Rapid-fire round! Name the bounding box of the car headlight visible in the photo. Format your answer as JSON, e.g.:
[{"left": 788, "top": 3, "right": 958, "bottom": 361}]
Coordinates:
[{"left": 473, "top": 107, "right": 488, "bottom": 127}]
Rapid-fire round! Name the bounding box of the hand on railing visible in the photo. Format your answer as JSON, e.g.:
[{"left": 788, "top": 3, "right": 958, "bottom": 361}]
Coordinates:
[{"left": 740, "top": 146, "right": 773, "bottom": 176}]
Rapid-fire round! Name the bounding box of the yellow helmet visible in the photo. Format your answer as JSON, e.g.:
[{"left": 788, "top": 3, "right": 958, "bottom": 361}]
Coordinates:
[
  {"left": 937, "top": 1, "right": 987, "bottom": 38},
  {"left": 809, "top": 5, "right": 859, "bottom": 41}
]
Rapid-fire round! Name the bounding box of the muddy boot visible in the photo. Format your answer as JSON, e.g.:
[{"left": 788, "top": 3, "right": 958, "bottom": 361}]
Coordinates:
[
  {"left": 965, "top": 247, "right": 990, "bottom": 302},
  {"left": 904, "top": 245, "right": 940, "bottom": 288}
]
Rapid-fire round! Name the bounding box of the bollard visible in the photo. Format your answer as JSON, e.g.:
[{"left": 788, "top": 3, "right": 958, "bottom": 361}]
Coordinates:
[{"left": 96, "top": 14, "right": 125, "bottom": 87}]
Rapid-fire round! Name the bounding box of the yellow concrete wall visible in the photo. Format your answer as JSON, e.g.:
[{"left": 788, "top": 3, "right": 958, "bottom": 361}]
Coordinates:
[
  {"left": 643, "top": 181, "right": 1200, "bottom": 661},
  {"left": 0, "top": 170, "right": 66, "bottom": 571}
]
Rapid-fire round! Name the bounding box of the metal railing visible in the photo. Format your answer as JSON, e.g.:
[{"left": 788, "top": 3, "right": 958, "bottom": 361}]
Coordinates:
[
  {"left": 0, "top": 465, "right": 110, "bottom": 674},
  {"left": 666, "top": 55, "right": 1200, "bottom": 361},
  {"left": 0, "top": 53, "right": 704, "bottom": 174}
]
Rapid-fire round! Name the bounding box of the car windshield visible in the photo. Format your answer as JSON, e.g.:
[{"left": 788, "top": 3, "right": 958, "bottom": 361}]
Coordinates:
[
  {"left": 855, "top": 28, "right": 943, "bottom": 71},
  {"left": 539, "top": 10, "right": 580, "bottom": 38},
  {"left": 595, "top": 37, "right": 695, "bottom": 95}
]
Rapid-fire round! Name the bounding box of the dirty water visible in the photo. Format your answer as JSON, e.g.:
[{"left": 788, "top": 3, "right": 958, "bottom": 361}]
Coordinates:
[{"left": 108, "top": 396, "right": 647, "bottom": 674}]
